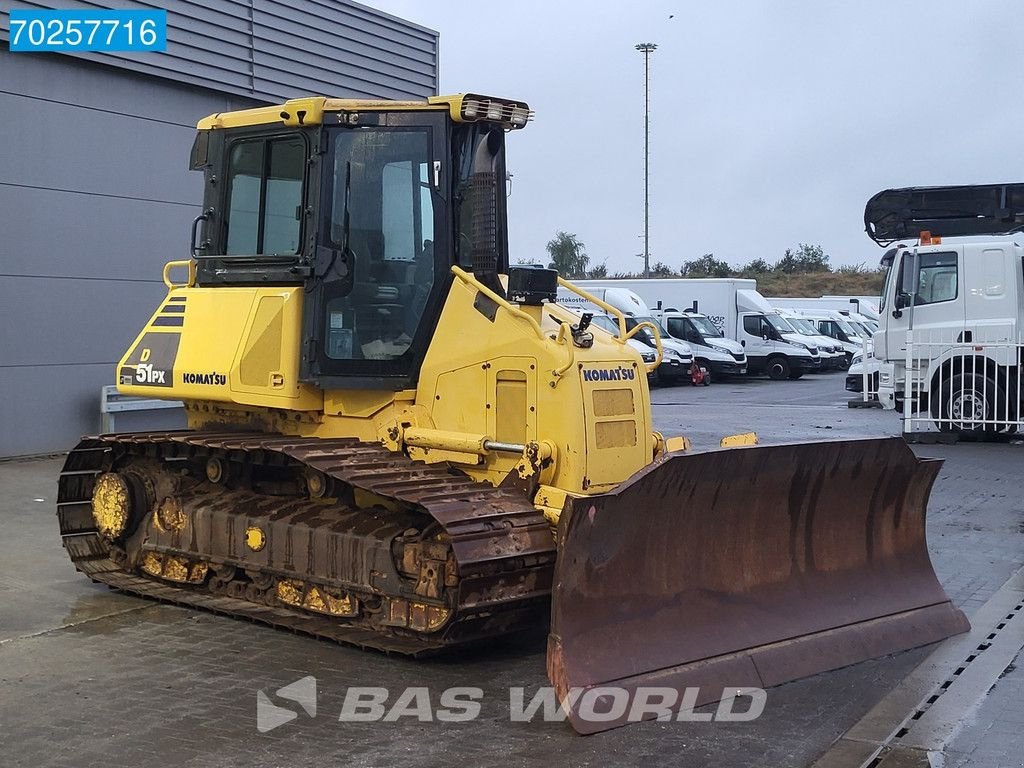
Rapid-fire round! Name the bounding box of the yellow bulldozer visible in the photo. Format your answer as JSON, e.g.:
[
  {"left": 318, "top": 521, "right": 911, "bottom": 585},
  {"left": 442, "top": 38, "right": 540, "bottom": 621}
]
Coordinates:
[{"left": 59, "top": 93, "right": 967, "bottom": 734}]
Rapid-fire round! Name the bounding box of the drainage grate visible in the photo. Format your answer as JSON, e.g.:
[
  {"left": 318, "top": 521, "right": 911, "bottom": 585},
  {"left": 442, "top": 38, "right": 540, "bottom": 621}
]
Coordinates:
[{"left": 864, "top": 600, "right": 1024, "bottom": 767}]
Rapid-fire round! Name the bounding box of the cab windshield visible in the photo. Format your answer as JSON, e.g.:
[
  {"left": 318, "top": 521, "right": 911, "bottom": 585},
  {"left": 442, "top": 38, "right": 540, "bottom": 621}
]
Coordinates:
[
  {"left": 879, "top": 249, "right": 896, "bottom": 311},
  {"left": 786, "top": 317, "right": 819, "bottom": 335},
  {"left": 688, "top": 315, "right": 723, "bottom": 338},
  {"left": 765, "top": 314, "right": 795, "bottom": 334},
  {"left": 624, "top": 315, "right": 662, "bottom": 346},
  {"left": 834, "top": 317, "right": 858, "bottom": 337},
  {"left": 590, "top": 315, "right": 620, "bottom": 335}
]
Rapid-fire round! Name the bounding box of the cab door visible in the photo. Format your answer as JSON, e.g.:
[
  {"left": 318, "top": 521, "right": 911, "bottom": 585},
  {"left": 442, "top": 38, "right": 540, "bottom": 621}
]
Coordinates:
[
  {"left": 301, "top": 110, "right": 451, "bottom": 389},
  {"left": 885, "top": 247, "right": 965, "bottom": 356},
  {"left": 739, "top": 313, "right": 774, "bottom": 364}
]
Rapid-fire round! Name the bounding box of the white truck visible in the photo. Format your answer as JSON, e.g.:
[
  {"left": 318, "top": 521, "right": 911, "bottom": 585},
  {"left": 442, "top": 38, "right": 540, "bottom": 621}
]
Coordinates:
[
  {"left": 775, "top": 309, "right": 847, "bottom": 369},
  {"left": 765, "top": 296, "right": 880, "bottom": 322},
  {"left": 650, "top": 308, "right": 748, "bottom": 379},
  {"left": 575, "top": 278, "right": 820, "bottom": 380},
  {"left": 864, "top": 183, "right": 1024, "bottom": 433},
  {"left": 554, "top": 285, "right": 695, "bottom": 384},
  {"left": 795, "top": 309, "right": 864, "bottom": 366}
]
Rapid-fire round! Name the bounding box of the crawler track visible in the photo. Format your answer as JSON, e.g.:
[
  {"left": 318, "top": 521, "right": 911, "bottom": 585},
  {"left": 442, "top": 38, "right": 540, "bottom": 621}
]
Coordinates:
[{"left": 57, "top": 431, "right": 556, "bottom": 656}]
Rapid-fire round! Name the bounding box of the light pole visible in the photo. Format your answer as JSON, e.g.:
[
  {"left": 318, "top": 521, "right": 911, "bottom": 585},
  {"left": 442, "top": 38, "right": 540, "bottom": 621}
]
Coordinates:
[{"left": 635, "top": 42, "right": 657, "bottom": 279}]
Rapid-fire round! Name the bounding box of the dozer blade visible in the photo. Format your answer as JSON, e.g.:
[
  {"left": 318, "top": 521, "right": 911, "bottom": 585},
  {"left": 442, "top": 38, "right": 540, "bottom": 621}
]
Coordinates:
[{"left": 547, "top": 437, "right": 969, "bottom": 735}]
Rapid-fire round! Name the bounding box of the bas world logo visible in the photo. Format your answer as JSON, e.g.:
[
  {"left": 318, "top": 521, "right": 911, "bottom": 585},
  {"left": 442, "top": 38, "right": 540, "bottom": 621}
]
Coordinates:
[
  {"left": 255, "top": 679, "right": 766, "bottom": 731},
  {"left": 256, "top": 676, "right": 317, "bottom": 733}
]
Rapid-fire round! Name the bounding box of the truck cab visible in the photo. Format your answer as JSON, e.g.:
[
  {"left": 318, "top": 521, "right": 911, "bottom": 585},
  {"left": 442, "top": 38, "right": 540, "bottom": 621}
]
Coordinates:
[
  {"left": 654, "top": 308, "right": 748, "bottom": 378},
  {"left": 776, "top": 309, "right": 847, "bottom": 369},
  {"left": 736, "top": 290, "right": 819, "bottom": 379},
  {"left": 803, "top": 311, "right": 864, "bottom": 361},
  {"left": 874, "top": 240, "right": 1023, "bottom": 415}
]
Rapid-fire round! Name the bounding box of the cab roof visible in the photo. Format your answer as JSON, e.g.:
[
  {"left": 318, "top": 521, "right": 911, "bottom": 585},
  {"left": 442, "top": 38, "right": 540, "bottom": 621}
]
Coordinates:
[{"left": 196, "top": 94, "right": 530, "bottom": 130}]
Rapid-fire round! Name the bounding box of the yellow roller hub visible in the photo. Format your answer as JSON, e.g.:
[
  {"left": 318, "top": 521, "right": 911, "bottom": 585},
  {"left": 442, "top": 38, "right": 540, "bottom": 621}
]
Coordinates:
[
  {"left": 245, "top": 526, "right": 266, "bottom": 552},
  {"left": 92, "top": 473, "right": 131, "bottom": 540}
]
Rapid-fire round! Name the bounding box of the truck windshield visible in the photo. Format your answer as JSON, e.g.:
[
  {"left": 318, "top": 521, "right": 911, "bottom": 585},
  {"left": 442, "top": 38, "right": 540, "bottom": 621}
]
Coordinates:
[
  {"left": 765, "top": 314, "right": 795, "bottom": 334},
  {"left": 834, "top": 318, "right": 858, "bottom": 337},
  {"left": 640, "top": 316, "right": 669, "bottom": 336},
  {"left": 590, "top": 315, "right": 620, "bottom": 335},
  {"left": 787, "top": 317, "right": 818, "bottom": 335},
  {"left": 879, "top": 249, "right": 896, "bottom": 311},
  {"left": 687, "top": 315, "right": 723, "bottom": 338},
  {"left": 624, "top": 316, "right": 664, "bottom": 346}
]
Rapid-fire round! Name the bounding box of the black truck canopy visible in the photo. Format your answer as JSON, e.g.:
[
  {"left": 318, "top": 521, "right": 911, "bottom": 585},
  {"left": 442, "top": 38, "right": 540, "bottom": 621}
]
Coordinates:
[{"left": 864, "top": 183, "right": 1024, "bottom": 245}]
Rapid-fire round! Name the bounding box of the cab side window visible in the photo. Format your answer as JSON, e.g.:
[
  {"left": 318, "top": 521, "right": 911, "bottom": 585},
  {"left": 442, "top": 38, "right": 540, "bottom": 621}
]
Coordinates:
[
  {"left": 224, "top": 136, "right": 305, "bottom": 255},
  {"left": 916, "top": 253, "right": 958, "bottom": 305},
  {"left": 742, "top": 316, "right": 762, "bottom": 336},
  {"left": 894, "top": 251, "right": 958, "bottom": 306}
]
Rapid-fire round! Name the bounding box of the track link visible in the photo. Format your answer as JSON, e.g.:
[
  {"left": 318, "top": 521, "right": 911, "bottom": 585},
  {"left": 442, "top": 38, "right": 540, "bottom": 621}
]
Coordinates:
[{"left": 57, "top": 431, "right": 556, "bottom": 656}]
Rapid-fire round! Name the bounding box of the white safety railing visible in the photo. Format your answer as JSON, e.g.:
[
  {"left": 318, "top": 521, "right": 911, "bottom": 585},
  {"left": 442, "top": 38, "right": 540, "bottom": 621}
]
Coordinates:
[
  {"left": 846, "top": 338, "right": 881, "bottom": 407},
  {"left": 859, "top": 338, "right": 879, "bottom": 402},
  {"left": 900, "top": 329, "right": 1023, "bottom": 435},
  {"left": 100, "top": 385, "right": 183, "bottom": 433}
]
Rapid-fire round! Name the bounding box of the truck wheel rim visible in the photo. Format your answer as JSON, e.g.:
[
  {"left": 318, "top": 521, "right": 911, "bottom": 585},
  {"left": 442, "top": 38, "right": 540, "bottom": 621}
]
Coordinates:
[{"left": 950, "top": 392, "right": 987, "bottom": 426}]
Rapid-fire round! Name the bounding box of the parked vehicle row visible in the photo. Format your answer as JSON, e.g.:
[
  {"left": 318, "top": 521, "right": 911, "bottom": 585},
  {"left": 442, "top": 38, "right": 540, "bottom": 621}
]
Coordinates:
[{"left": 558, "top": 279, "right": 864, "bottom": 385}]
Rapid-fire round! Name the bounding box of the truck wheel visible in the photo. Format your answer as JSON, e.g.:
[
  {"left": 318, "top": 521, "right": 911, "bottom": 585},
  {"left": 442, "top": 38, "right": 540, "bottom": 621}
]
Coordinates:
[
  {"left": 766, "top": 356, "right": 790, "bottom": 381},
  {"left": 931, "top": 373, "right": 1005, "bottom": 436}
]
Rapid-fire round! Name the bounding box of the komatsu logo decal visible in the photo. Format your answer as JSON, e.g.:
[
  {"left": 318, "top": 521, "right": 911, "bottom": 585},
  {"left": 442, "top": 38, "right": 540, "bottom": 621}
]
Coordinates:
[
  {"left": 183, "top": 371, "right": 227, "bottom": 386},
  {"left": 581, "top": 366, "right": 635, "bottom": 382}
]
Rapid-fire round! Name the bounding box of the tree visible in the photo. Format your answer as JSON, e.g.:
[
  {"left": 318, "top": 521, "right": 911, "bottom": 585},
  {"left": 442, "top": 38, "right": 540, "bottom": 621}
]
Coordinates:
[
  {"left": 651, "top": 261, "right": 676, "bottom": 277},
  {"left": 680, "top": 253, "right": 732, "bottom": 277},
  {"left": 546, "top": 231, "right": 589, "bottom": 279},
  {"left": 588, "top": 262, "right": 608, "bottom": 279},
  {"left": 776, "top": 243, "right": 831, "bottom": 274},
  {"left": 740, "top": 258, "right": 772, "bottom": 274}
]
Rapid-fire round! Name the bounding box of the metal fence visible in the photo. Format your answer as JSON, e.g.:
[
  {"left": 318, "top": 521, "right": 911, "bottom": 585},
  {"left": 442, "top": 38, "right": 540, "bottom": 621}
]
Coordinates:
[
  {"left": 900, "top": 329, "right": 1023, "bottom": 435},
  {"left": 857, "top": 338, "right": 880, "bottom": 403}
]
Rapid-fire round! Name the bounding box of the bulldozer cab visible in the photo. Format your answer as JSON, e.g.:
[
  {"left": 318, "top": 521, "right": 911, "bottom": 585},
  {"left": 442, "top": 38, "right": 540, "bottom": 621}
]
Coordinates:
[{"left": 187, "top": 99, "right": 514, "bottom": 390}]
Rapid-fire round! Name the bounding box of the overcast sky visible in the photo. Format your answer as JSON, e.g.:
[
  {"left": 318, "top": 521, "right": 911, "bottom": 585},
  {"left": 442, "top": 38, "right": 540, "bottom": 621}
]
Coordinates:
[{"left": 367, "top": 0, "right": 1021, "bottom": 274}]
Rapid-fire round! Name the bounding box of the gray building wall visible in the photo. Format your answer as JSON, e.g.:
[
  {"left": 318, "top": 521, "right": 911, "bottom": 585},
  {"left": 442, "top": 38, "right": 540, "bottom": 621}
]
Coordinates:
[{"left": 0, "top": 1, "right": 438, "bottom": 457}]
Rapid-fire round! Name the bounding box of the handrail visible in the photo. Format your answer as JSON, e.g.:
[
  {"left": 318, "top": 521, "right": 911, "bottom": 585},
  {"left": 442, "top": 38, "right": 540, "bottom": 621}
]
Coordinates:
[
  {"left": 627, "top": 320, "right": 663, "bottom": 373},
  {"left": 451, "top": 266, "right": 546, "bottom": 340},
  {"left": 163, "top": 260, "right": 197, "bottom": 289},
  {"left": 556, "top": 277, "right": 629, "bottom": 340},
  {"left": 553, "top": 321, "right": 576, "bottom": 377},
  {"left": 557, "top": 277, "right": 664, "bottom": 374}
]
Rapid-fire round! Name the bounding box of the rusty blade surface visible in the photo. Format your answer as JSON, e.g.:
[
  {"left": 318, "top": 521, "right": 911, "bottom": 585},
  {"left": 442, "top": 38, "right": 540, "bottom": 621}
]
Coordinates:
[{"left": 547, "top": 437, "right": 970, "bottom": 735}]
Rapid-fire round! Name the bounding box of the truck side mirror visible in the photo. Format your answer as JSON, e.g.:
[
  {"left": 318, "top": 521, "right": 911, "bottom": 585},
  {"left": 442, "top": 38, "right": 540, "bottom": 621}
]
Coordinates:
[{"left": 894, "top": 293, "right": 909, "bottom": 310}]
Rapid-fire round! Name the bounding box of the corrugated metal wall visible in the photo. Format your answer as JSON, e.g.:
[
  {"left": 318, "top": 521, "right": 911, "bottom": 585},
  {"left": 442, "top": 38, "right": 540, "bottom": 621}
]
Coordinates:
[
  {"left": 0, "top": 0, "right": 438, "bottom": 100},
  {"left": 0, "top": 1, "right": 438, "bottom": 457}
]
